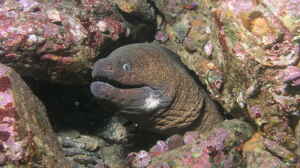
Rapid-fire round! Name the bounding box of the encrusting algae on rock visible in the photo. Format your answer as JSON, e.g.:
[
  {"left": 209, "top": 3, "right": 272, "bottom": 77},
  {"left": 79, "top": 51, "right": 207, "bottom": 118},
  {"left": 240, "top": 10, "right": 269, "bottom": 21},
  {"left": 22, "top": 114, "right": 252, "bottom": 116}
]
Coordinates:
[
  {"left": 149, "top": 0, "right": 300, "bottom": 151},
  {"left": 0, "top": 63, "right": 71, "bottom": 167},
  {"left": 128, "top": 119, "right": 254, "bottom": 168},
  {"left": 90, "top": 43, "right": 223, "bottom": 135},
  {"left": 2, "top": 0, "right": 300, "bottom": 167}
]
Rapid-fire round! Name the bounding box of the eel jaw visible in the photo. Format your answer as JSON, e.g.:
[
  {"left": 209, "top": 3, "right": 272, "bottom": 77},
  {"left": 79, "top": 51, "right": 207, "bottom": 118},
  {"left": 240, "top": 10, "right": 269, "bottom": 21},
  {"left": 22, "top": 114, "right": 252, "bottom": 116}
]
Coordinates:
[{"left": 90, "top": 79, "right": 171, "bottom": 115}]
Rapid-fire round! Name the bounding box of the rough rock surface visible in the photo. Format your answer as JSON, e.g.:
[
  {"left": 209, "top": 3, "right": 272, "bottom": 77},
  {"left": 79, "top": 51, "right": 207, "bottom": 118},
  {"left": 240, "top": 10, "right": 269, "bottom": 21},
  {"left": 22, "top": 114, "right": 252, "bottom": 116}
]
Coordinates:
[
  {"left": 243, "top": 133, "right": 297, "bottom": 168},
  {"left": 0, "top": 0, "right": 155, "bottom": 84},
  {"left": 2, "top": 0, "right": 300, "bottom": 167},
  {"left": 57, "top": 129, "right": 126, "bottom": 168},
  {"left": 128, "top": 119, "right": 299, "bottom": 168},
  {"left": 0, "top": 63, "right": 71, "bottom": 167},
  {"left": 127, "top": 119, "right": 254, "bottom": 168},
  {"left": 153, "top": 0, "right": 300, "bottom": 152}
]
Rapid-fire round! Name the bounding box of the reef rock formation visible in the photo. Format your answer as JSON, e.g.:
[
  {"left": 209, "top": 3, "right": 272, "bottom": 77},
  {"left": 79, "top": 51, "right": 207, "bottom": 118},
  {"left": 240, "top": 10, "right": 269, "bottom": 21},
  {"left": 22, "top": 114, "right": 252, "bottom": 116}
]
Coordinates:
[
  {"left": 2, "top": 0, "right": 300, "bottom": 167},
  {"left": 128, "top": 119, "right": 299, "bottom": 168},
  {"left": 0, "top": 0, "right": 155, "bottom": 85},
  {"left": 243, "top": 133, "right": 297, "bottom": 168},
  {"left": 127, "top": 119, "right": 254, "bottom": 168},
  {"left": 153, "top": 0, "right": 300, "bottom": 152},
  {"left": 0, "top": 63, "right": 71, "bottom": 167}
]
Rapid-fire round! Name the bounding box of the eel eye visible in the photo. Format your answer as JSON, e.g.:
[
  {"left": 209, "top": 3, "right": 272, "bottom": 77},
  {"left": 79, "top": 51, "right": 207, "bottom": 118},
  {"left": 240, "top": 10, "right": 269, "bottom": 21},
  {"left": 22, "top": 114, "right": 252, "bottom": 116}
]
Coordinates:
[{"left": 123, "top": 63, "right": 131, "bottom": 72}]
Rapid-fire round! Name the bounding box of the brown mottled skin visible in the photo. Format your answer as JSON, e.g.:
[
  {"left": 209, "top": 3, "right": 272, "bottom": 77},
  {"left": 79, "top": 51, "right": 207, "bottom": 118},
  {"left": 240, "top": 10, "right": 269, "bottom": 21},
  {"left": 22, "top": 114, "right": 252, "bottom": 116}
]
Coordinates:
[{"left": 90, "top": 43, "right": 223, "bottom": 135}]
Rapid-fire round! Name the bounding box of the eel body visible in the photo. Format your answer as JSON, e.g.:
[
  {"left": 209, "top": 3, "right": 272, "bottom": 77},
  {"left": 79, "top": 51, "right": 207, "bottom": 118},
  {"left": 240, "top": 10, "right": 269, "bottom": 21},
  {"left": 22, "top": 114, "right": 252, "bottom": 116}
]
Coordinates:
[{"left": 90, "top": 43, "right": 223, "bottom": 135}]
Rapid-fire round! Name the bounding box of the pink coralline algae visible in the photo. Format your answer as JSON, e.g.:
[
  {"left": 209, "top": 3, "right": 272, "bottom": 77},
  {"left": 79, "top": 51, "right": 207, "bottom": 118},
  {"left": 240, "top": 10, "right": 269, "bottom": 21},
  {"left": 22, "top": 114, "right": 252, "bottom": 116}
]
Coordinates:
[
  {"left": 267, "top": 66, "right": 300, "bottom": 115},
  {"left": 249, "top": 105, "right": 262, "bottom": 119},
  {"left": 0, "top": 91, "right": 13, "bottom": 108},
  {"left": 243, "top": 133, "right": 297, "bottom": 168},
  {"left": 279, "top": 66, "right": 300, "bottom": 87},
  {"left": 223, "top": 0, "right": 256, "bottom": 14},
  {"left": 0, "top": 0, "right": 129, "bottom": 84},
  {"left": 0, "top": 66, "right": 25, "bottom": 165},
  {"left": 263, "top": 0, "right": 300, "bottom": 18},
  {"left": 127, "top": 150, "right": 152, "bottom": 168},
  {"left": 129, "top": 120, "right": 254, "bottom": 168},
  {"left": 155, "top": 31, "right": 169, "bottom": 43},
  {"left": 17, "top": 0, "right": 41, "bottom": 12},
  {"left": 178, "top": 129, "right": 233, "bottom": 168},
  {"left": 263, "top": 138, "right": 297, "bottom": 163},
  {"left": 204, "top": 41, "right": 214, "bottom": 56},
  {"left": 182, "top": 2, "right": 198, "bottom": 10},
  {"left": 0, "top": 63, "right": 70, "bottom": 167},
  {"left": 165, "top": 134, "right": 184, "bottom": 150},
  {"left": 218, "top": 0, "right": 300, "bottom": 67},
  {"left": 0, "top": 77, "right": 11, "bottom": 92},
  {"left": 149, "top": 140, "right": 169, "bottom": 156},
  {"left": 183, "top": 131, "right": 199, "bottom": 145},
  {"left": 0, "top": 118, "right": 25, "bottom": 164}
]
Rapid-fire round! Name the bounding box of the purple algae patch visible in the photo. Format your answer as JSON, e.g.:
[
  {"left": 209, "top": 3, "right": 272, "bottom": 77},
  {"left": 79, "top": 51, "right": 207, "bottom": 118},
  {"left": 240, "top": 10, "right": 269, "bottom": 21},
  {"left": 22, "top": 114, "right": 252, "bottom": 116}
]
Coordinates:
[
  {"left": 0, "top": 65, "right": 10, "bottom": 77},
  {"left": 0, "top": 131, "right": 10, "bottom": 141},
  {"left": 0, "top": 90, "right": 14, "bottom": 109},
  {"left": 0, "top": 77, "right": 11, "bottom": 92},
  {"left": 183, "top": 131, "right": 198, "bottom": 144},
  {"left": 165, "top": 134, "right": 184, "bottom": 150},
  {"left": 149, "top": 140, "right": 169, "bottom": 156},
  {"left": 127, "top": 150, "right": 152, "bottom": 168}
]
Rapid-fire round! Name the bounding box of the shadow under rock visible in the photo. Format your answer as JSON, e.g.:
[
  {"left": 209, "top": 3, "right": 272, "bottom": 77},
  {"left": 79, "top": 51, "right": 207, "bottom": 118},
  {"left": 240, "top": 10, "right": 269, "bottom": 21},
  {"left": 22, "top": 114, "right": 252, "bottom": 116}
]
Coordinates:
[{"left": 23, "top": 78, "right": 114, "bottom": 133}]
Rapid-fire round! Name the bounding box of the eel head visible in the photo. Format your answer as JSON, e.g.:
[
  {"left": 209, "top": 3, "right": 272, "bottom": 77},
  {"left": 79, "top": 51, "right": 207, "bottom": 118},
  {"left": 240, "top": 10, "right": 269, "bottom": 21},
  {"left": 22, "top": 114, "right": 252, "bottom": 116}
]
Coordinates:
[{"left": 90, "top": 44, "right": 173, "bottom": 115}]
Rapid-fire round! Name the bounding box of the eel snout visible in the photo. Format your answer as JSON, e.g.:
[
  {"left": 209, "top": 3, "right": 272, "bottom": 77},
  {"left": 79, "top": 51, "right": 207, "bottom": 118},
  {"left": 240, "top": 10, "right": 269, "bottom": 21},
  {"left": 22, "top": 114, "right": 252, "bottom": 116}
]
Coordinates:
[{"left": 92, "top": 60, "right": 114, "bottom": 80}]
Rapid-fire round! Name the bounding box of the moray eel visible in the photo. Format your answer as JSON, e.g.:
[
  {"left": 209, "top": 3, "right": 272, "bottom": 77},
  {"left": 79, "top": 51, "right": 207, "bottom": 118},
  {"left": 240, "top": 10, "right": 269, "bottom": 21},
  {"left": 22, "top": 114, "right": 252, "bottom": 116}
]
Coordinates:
[{"left": 90, "top": 43, "right": 223, "bottom": 135}]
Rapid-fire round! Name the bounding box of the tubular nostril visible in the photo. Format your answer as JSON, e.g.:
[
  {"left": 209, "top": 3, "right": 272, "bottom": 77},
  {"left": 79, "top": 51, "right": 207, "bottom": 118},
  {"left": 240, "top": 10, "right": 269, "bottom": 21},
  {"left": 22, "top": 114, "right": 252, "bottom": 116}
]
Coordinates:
[
  {"left": 102, "top": 64, "right": 113, "bottom": 72},
  {"left": 92, "top": 62, "right": 113, "bottom": 78}
]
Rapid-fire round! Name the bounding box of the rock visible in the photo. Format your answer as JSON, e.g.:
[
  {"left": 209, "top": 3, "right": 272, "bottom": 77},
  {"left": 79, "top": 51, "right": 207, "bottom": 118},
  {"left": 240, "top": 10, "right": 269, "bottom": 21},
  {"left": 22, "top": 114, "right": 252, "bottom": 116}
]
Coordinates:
[
  {"left": 112, "top": 0, "right": 156, "bottom": 23},
  {"left": 57, "top": 129, "right": 128, "bottom": 168},
  {"left": 294, "top": 120, "right": 300, "bottom": 155},
  {"left": 0, "top": 63, "right": 71, "bottom": 167},
  {"left": 57, "top": 129, "right": 81, "bottom": 139},
  {"left": 127, "top": 119, "right": 254, "bottom": 168},
  {"left": 0, "top": 0, "right": 155, "bottom": 84},
  {"left": 152, "top": 0, "right": 196, "bottom": 22},
  {"left": 97, "top": 116, "right": 130, "bottom": 144},
  {"left": 164, "top": 134, "right": 184, "bottom": 150},
  {"left": 99, "top": 144, "right": 126, "bottom": 168},
  {"left": 153, "top": 0, "right": 299, "bottom": 150},
  {"left": 243, "top": 133, "right": 297, "bottom": 168}
]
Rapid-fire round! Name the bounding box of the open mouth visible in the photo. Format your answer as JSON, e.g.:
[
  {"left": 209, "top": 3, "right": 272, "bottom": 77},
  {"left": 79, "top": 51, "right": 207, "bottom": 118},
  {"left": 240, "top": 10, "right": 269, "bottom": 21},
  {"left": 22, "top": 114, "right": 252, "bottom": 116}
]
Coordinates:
[
  {"left": 90, "top": 75, "right": 170, "bottom": 115},
  {"left": 92, "top": 76, "right": 145, "bottom": 89}
]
